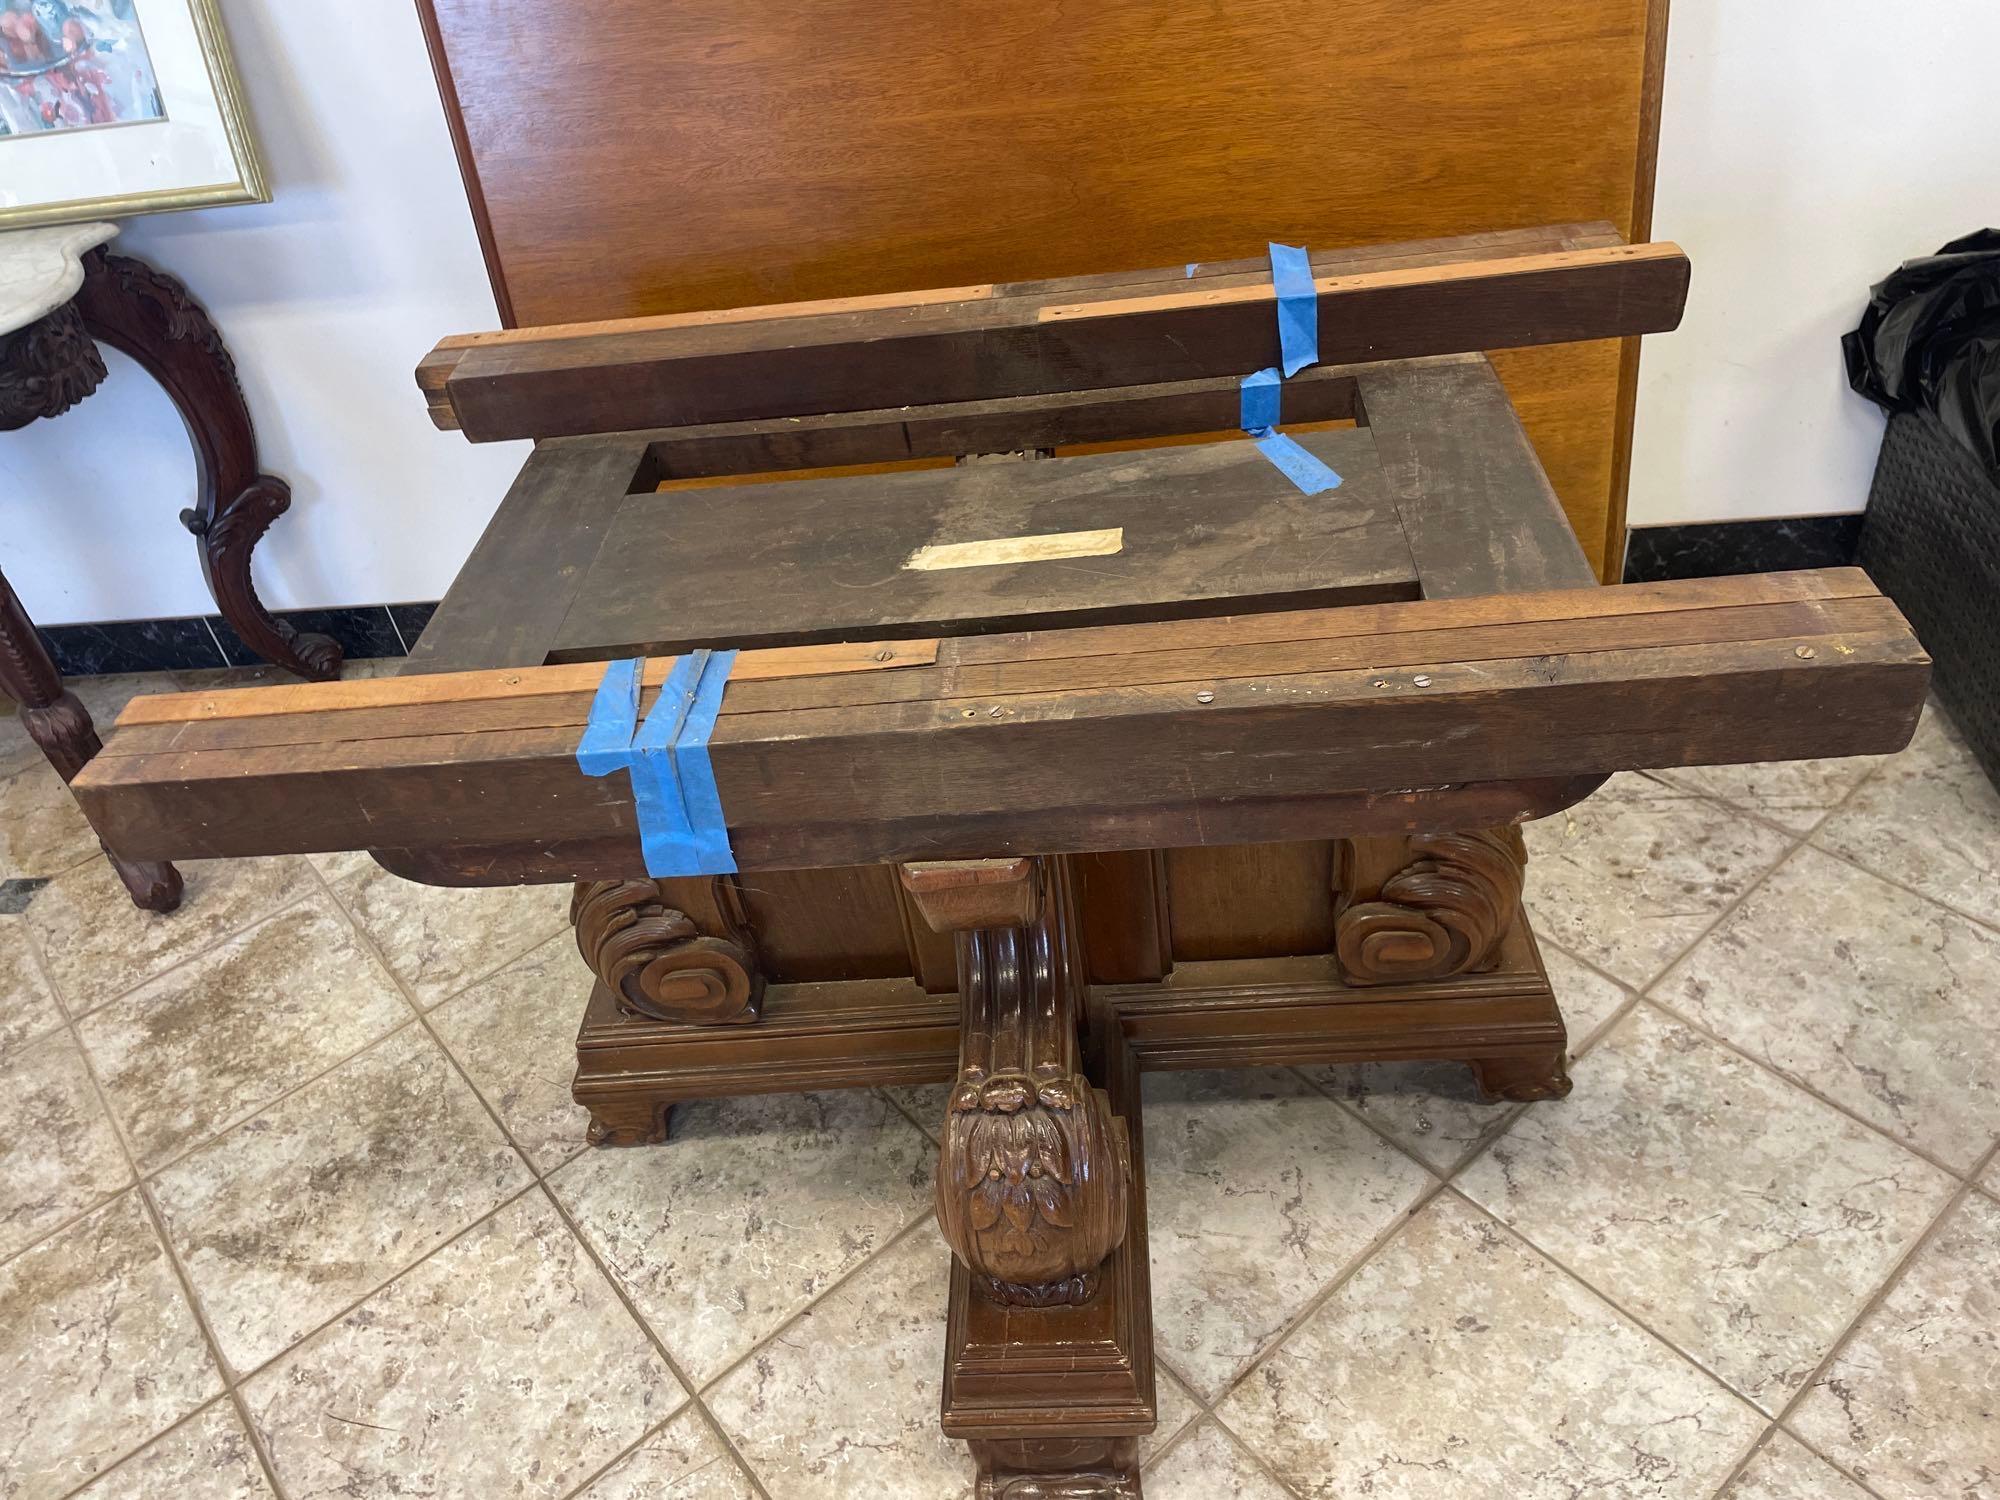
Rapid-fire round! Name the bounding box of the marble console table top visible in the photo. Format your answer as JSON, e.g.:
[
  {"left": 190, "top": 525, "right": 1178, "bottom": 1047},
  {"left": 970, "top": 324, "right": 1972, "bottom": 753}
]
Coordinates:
[{"left": 0, "top": 221, "right": 117, "bottom": 337}]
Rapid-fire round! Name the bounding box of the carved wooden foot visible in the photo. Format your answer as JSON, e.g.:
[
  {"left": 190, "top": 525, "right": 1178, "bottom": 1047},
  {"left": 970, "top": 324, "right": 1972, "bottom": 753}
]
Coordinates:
[
  {"left": 1470, "top": 1047, "right": 1574, "bottom": 1103},
  {"left": 584, "top": 1095, "right": 673, "bottom": 1147},
  {"left": 570, "top": 876, "right": 764, "bottom": 1024},
  {"left": 0, "top": 568, "right": 181, "bottom": 913},
  {"left": 1333, "top": 828, "right": 1526, "bottom": 985},
  {"left": 902, "top": 857, "right": 1128, "bottom": 1307},
  {"left": 72, "top": 249, "right": 341, "bottom": 683},
  {"left": 971, "top": 1437, "right": 1142, "bottom": 1499}
]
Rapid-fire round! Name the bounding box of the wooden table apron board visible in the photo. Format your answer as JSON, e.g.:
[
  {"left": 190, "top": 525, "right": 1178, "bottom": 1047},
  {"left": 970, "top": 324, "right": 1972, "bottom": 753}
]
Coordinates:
[{"left": 72, "top": 227, "right": 1929, "bottom": 1500}]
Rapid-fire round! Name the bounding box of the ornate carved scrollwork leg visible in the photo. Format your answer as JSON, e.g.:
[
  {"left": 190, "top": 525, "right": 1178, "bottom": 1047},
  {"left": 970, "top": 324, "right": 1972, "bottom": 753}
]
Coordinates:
[
  {"left": 902, "top": 857, "right": 1129, "bottom": 1309},
  {"left": 72, "top": 249, "right": 341, "bottom": 683},
  {"left": 1332, "top": 828, "right": 1526, "bottom": 985},
  {"left": 570, "top": 877, "right": 764, "bottom": 1025},
  {"left": 0, "top": 567, "right": 181, "bottom": 912}
]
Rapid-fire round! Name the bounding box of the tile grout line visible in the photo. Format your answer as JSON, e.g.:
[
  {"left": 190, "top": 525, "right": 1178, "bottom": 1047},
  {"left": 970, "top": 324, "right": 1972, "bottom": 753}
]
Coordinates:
[
  {"left": 1164, "top": 994, "right": 1638, "bottom": 1455},
  {"left": 1703, "top": 1424, "right": 1786, "bottom": 1500},
  {"left": 1766, "top": 1137, "right": 2000, "bottom": 1499},
  {"left": 1539, "top": 760, "right": 1890, "bottom": 1008},
  {"left": 132, "top": 1185, "right": 296, "bottom": 1500},
  {"left": 1189, "top": 966, "right": 1760, "bottom": 1483},
  {"left": 531, "top": 1174, "right": 779, "bottom": 1500},
  {"left": 688, "top": 1205, "right": 941, "bottom": 1403},
  {"left": 1798, "top": 834, "right": 2000, "bottom": 943},
  {"left": 1444, "top": 1183, "right": 1792, "bottom": 1418},
  {"left": 1618, "top": 765, "right": 1993, "bottom": 1184},
  {"left": 1641, "top": 990, "right": 1984, "bottom": 1184},
  {"left": 297, "top": 855, "right": 784, "bottom": 1500},
  {"left": 46, "top": 924, "right": 295, "bottom": 1500}
]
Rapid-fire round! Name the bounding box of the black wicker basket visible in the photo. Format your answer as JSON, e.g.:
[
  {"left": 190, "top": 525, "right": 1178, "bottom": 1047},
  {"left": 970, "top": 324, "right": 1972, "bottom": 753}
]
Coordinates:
[{"left": 1859, "top": 409, "right": 2000, "bottom": 786}]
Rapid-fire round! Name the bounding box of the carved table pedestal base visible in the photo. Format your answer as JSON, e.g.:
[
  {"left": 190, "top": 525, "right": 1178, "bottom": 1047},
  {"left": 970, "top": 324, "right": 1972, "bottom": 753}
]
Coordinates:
[{"left": 558, "top": 829, "right": 1576, "bottom": 1496}]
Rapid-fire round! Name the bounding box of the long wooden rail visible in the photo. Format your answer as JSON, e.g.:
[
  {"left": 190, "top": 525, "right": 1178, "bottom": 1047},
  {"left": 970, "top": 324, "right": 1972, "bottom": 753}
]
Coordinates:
[
  {"left": 73, "top": 571, "right": 1925, "bottom": 874},
  {"left": 420, "top": 234, "right": 1690, "bottom": 442}
]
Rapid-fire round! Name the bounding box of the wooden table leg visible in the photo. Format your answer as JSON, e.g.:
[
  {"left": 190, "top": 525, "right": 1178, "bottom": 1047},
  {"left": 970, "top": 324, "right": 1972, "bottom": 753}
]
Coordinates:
[
  {"left": 1334, "top": 826, "right": 1572, "bottom": 1101},
  {"left": 903, "top": 857, "right": 1153, "bottom": 1498},
  {"left": 72, "top": 249, "right": 342, "bottom": 683},
  {"left": 0, "top": 566, "right": 181, "bottom": 912},
  {"left": 567, "top": 874, "right": 765, "bottom": 1144}
]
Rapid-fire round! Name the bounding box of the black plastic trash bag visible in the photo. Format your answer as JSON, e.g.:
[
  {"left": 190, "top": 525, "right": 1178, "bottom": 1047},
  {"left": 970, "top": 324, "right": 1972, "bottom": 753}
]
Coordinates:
[{"left": 1844, "top": 229, "right": 2000, "bottom": 482}]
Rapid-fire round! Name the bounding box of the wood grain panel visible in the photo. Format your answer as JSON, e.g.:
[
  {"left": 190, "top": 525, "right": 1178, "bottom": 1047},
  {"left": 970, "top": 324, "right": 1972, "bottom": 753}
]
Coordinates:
[{"left": 416, "top": 0, "right": 1668, "bottom": 570}]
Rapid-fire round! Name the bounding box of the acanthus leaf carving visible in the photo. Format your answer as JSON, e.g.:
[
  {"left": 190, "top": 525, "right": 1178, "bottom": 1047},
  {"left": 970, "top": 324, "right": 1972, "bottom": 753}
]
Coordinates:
[{"left": 0, "top": 302, "right": 105, "bottom": 431}]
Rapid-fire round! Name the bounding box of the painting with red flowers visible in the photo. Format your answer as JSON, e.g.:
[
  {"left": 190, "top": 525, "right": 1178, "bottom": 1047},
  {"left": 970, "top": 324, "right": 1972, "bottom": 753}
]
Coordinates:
[{"left": 0, "top": 0, "right": 162, "bottom": 137}]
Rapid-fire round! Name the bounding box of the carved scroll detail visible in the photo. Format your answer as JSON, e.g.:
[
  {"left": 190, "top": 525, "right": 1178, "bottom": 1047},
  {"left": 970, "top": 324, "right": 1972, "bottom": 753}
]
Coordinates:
[
  {"left": 908, "top": 858, "right": 1129, "bottom": 1308},
  {"left": 1333, "top": 829, "right": 1525, "bottom": 985},
  {"left": 570, "top": 878, "right": 763, "bottom": 1025}
]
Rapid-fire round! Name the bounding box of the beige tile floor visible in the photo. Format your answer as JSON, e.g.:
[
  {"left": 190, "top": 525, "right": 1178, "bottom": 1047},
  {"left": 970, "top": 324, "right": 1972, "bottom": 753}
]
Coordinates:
[{"left": 2, "top": 668, "right": 1997, "bottom": 1500}]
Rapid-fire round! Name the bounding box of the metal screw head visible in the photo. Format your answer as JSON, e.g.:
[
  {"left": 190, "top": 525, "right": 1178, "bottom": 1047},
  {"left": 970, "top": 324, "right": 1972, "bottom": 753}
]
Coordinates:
[
  {"left": 1795, "top": 645, "right": 1817, "bottom": 659},
  {"left": 1195, "top": 690, "right": 1215, "bottom": 704},
  {"left": 1412, "top": 674, "right": 1432, "bottom": 687},
  {"left": 875, "top": 648, "right": 895, "bottom": 662}
]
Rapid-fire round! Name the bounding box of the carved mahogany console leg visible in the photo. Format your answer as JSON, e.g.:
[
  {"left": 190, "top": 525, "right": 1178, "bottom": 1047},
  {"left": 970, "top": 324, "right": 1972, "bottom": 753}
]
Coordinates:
[
  {"left": 903, "top": 857, "right": 1152, "bottom": 1497},
  {"left": 0, "top": 567, "right": 181, "bottom": 912},
  {"left": 71, "top": 249, "right": 341, "bottom": 683},
  {"left": 1333, "top": 828, "right": 1526, "bottom": 985}
]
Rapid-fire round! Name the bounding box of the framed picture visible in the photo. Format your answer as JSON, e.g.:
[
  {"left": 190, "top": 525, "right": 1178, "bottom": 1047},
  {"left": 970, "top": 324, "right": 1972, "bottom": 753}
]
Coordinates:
[{"left": 0, "top": 0, "right": 266, "bottom": 229}]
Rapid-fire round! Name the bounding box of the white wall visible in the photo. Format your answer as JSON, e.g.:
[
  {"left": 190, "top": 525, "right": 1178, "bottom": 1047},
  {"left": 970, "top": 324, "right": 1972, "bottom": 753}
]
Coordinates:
[
  {"left": 2, "top": 0, "right": 528, "bottom": 626},
  {"left": 1628, "top": 0, "right": 2000, "bottom": 528},
  {"left": 8, "top": 2, "right": 1996, "bottom": 625}
]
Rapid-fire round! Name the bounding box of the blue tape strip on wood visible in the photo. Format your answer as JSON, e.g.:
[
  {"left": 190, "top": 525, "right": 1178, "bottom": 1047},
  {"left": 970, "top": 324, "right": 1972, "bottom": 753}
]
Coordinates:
[
  {"left": 669, "top": 649, "right": 739, "bottom": 873},
  {"left": 575, "top": 652, "right": 739, "bottom": 876},
  {"left": 1240, "top": 366, "right": 1282, "bottom": 433},
  {"left": 577, "top": 658, "right": 642, "bottom": 776},
  {"left": 1268, "top": 241, "right": 1319, "bottom": 377},
  {"left": 1236, "top": 247, "right": 1340, "bottom": 495},
  {"left": 1252, "top": 432, "right": 1342, "bottom": 496}
]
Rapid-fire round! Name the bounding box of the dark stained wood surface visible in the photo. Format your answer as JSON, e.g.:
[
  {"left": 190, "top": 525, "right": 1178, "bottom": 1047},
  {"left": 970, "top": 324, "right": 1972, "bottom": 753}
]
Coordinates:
[
  {"left": 432, "top": 242, "right": 1689, "bottom": 444},
  {"left": 552, "top": 428, "right": 1417, "bottom": 658},
  {"left": 75, "top": 573, "right": 1931, "bottom": 872},
  {"left": 1359, "top": 355, "right": 1599, "bottom": 598},
  {"left": 401, "top": 437, "right": 653, "bottom": 676}
]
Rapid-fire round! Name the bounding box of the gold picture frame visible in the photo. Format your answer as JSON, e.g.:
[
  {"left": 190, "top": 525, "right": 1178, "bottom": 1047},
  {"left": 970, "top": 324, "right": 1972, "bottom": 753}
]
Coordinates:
[{"left": 0, "top": 0, "right": 269, "bottom": 230}]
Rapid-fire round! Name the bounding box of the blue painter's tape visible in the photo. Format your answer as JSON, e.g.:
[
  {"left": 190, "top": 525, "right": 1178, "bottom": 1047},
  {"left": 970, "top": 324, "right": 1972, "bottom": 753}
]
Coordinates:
[
  {"left": 1240, "top": 367, "right": 1281, "bottom": 434},
  {"left": 1253, "top": 431, "right": 1342, "bottom": 496},
  {"left": 670, "top": 648, "right": 738, "bottom": 873},
  {"left": 575, "top": 652, "right": 738, "bottom": 877},
  {"left": 1185, "top": 262, "right": 1200, "bottom": 278},
  {"left": 576, "top": 658, "right": 642, "bottom": 778},
  {"left": 1269, "top": 242, "right": 1318, "bottom": 377},
  {"left": 628, "top": 652, "right": 704, "bottom": 875}
]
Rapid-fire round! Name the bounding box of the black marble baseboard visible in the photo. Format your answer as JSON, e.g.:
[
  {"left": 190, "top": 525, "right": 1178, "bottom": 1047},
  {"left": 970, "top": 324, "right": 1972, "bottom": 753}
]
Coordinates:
[
  {"left": 38, "top": 602, "right": 441, "bottom": 679},
  {"left": 1623, "top": 516, "right": 1865, "bottom": 583}
]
